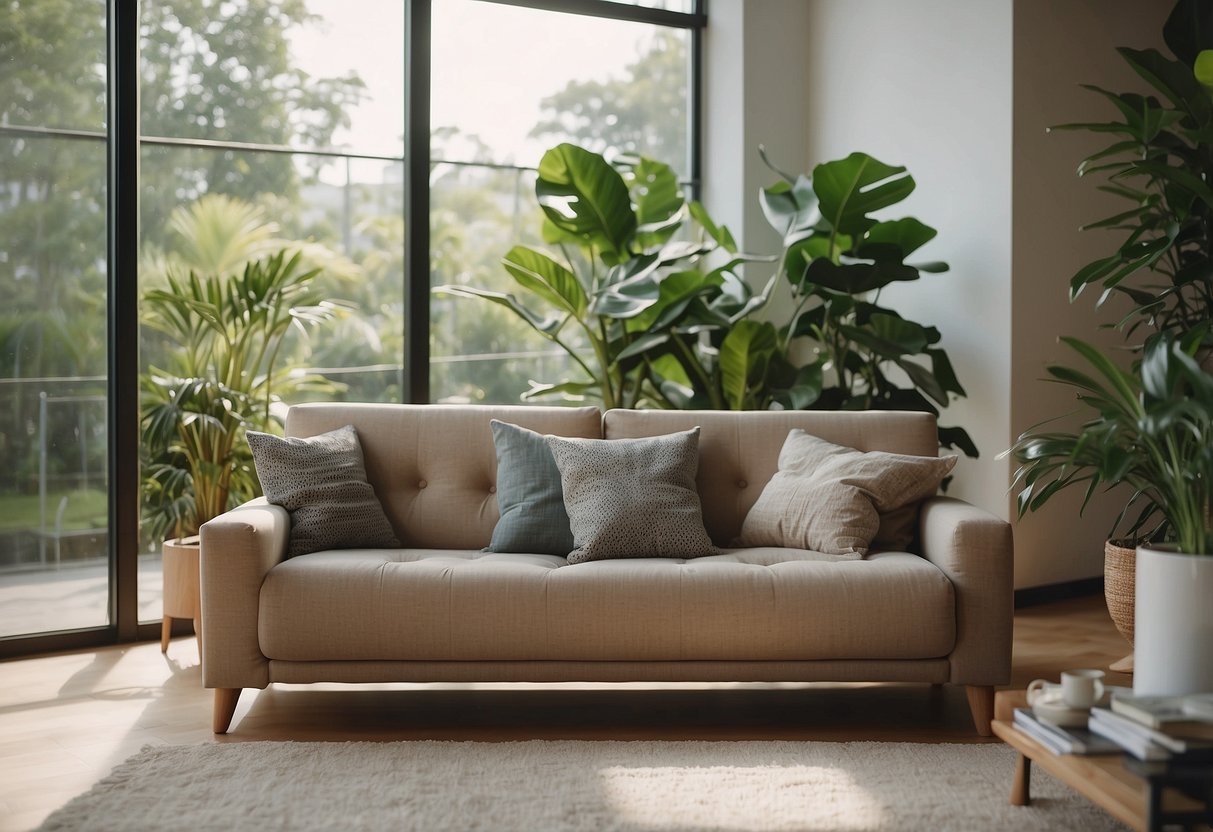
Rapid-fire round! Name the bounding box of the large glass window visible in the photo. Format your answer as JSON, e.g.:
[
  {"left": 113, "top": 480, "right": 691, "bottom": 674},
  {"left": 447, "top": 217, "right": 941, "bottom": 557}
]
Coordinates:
[
  {"left": 0, "top": 1, "right": 110, "bottom": 637},
  {"left": 429, "top": 0, "right": 692, "bottom": 403},
  {"left": 136, "top": 0, "right": 405, "bottom": 623},
  {"left": 0, "top": 0, "right": 700, "bottom": 653}
]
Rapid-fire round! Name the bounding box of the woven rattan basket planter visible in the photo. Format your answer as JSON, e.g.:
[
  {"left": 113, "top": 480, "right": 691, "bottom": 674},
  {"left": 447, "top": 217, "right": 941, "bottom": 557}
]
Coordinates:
[{"left": 1104, "top": 539, "right": 1136, "bottom": 672}]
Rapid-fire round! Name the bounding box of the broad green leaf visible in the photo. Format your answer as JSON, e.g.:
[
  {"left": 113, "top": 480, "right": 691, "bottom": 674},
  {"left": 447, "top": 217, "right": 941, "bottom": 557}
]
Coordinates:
[
  {"left": 895, "top": 357, "right": 948, "bottom": 406},
  {"left": 927, "top": 348, "right": 966, "bottom": 396},
  {"left": 603, "top": 252, "right": 659, "bottom": 288},
  {"left": 616, "top": 332, "right": 671, "bottom": 362},
  {"left": 769, "top": 357, "right": 824, "bottom": 411},
  {"left": 864, "top": 218, "right": 937, "bottom": 257},
  {"left": 759, "top": 175, "right": 820, "bottom": 242},
  {"left": 591, "top": 268, "right": 662, "bottom": 319},
  {"left": 868, "top": 314, "right": 931, "bottom": 353},
  {"left": 433, "top": 284, "right": 563, "bottom": 336},
  {"left": 629, "top": 270, "right": 725, "bottom": 331},
  {"left": 649, "top": 352, "right": 693, "bottom": 388},
  {"left": 804, "top": 255, "right": 917, "bottom": 294},
  {"left": 522, "top": 380, "right": 599, "bottom": 401},
  {"left": 627, "top": 157, "right": 684, "bottom": 250},
  {"left": 910, "top": 261, "right": 949, "bottom": 273},
  {"left": 812, "top": 152, "right": 914, "bottom": 236},
  {"left": 501, "top": 246, "right": 586, "bottom": 317},
  {"left": 541, "top": 216, "right": 585, "bottom": 248},
  {"left": 938, "top": 426, "right": 979, "bottom": 458},
  {"left": 689, "top": 201, "right": 738, "bottom": 253},
  {"left": 536, "top": 143, "right": 637, "bottom": 262},
  {"left": 719, "top": 320, "right": 778, "bottom": 410}
]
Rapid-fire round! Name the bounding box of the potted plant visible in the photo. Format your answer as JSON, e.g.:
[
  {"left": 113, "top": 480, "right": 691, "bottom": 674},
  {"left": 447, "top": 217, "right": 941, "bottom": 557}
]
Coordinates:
[
  {"left": 1009, "top": 331, "right": 1213, "bottom": 695},
  {"left": 141, "top": 249, "right": 340, "bottom": 647},
  {"left": 1014, "top": 0, "right": 1213, "bottom": 672}
]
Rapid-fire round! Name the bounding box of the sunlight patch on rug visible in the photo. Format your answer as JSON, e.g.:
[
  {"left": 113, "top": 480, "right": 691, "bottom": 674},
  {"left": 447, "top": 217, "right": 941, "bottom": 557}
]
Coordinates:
[{"left": 599, "top": 765, "right": 884, "bottom": 830}]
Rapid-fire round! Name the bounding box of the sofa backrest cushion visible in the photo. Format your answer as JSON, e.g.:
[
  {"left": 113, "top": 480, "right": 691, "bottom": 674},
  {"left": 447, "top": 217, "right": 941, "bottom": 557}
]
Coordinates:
[
  {"left": 286, "top": 403, "right": 602, "bottom": 549},
  {"left": 603, "top": 409, "right": 940, "bottom": 547}
]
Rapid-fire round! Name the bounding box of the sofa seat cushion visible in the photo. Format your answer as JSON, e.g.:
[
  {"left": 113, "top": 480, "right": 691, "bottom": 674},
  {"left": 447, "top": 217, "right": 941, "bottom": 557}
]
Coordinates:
[{"left": 258, "top": 549, "right": 955, "bottom": 663}]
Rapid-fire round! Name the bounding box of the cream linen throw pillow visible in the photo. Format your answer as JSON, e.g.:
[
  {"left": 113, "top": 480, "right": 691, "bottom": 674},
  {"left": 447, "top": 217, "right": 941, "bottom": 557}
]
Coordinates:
[{"left": 737, "top": 429, "right": 956, "bottom": 556}]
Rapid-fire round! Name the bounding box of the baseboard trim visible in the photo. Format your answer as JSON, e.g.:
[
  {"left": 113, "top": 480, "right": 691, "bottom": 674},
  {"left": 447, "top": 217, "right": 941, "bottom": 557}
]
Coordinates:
[{"left": 1014, "top": 577, "right": 1104, "bottom": 609}]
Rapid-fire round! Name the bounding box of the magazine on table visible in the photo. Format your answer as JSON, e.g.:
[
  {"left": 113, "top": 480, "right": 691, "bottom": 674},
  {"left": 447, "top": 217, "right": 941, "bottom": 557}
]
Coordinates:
[
  {"left": 1012, "top": 708, "right": 1122, "bottom": 756},
  {"left": 1109, "top": 693, "right": 1213, "bottom": 740},
  {"left": 1091, "top": 707, "right": 1213, "bottom": 759},
  {"left": 1088, "top": 709, "right": 1174, "bottom": 761}
]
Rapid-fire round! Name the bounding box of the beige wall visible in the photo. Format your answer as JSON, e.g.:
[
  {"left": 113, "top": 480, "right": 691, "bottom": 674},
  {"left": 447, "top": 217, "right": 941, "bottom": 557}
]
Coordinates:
[
  {"left": 1010, "top": 0, "right": 1168, "bottom": 587},
  {"left": 704, "top": 0, "right": 1171, "bottom": 588}
]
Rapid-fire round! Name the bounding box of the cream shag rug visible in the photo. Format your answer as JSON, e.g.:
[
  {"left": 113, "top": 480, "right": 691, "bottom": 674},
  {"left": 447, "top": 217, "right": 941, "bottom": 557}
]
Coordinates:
[{"left": 38, "top": 740, "right": 1127, "bottom": 832}]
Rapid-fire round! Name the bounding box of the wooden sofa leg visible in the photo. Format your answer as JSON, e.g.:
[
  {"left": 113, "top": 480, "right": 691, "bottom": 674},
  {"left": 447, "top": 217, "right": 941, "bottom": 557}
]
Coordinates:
[
  {"left": 213, "top": 688, "right": 243, "bottom": 734},
  {"left": 966, "top": 685, "right": 994, "bottom": 736}
]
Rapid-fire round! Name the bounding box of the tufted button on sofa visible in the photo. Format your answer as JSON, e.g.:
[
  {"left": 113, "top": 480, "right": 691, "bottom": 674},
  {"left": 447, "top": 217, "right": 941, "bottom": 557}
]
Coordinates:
[{"left": 200, "top": 403, "right": 1012, "bottom": 735}]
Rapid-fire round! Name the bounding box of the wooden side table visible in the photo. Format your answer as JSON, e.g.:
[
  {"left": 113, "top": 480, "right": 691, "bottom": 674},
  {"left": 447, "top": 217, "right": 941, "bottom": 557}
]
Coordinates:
[
  {"left": 992, "top": 690, "right": 1213, "bottom": 832},
  {"left": 160, "top": 536, "right": 201, "bottom": 653}
]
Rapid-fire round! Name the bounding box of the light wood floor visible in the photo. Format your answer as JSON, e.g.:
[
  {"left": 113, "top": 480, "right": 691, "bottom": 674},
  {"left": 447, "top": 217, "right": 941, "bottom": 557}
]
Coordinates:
[{"left": 0, "top": 594, "right": 1132, "bottom": 831}]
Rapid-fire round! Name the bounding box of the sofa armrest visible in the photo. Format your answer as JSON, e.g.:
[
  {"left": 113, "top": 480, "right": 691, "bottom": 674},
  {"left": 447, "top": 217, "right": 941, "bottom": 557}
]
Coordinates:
[
  {"left": 918, "top": 496, "right": 1013, "bottom": 686},
  {"left": 199, "top": 497, "right": 289, "bottom": 690}
]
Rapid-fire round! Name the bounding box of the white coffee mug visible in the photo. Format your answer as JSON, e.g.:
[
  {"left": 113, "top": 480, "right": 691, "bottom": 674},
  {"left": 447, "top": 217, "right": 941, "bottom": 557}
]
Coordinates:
[{"left": 1061, "top": 669, "right": 1105, "bottom": 709}]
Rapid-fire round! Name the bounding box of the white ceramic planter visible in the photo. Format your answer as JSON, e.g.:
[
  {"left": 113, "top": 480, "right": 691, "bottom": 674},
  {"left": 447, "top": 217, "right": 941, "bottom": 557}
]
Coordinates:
[{"left": 1134, "top": 544, "right": 1213, "bottom": 696}]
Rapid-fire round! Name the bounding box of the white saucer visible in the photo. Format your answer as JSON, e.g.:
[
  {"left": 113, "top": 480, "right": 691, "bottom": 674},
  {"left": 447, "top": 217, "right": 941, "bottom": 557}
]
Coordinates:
[{"left": 1032, "top": 698, "right": 1090, "bottom": 728}]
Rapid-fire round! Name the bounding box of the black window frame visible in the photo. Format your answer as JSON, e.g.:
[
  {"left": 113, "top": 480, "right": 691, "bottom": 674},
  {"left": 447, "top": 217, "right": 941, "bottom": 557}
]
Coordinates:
[{"left": 0, "top": 0, "right": 705, "bottom": 659}]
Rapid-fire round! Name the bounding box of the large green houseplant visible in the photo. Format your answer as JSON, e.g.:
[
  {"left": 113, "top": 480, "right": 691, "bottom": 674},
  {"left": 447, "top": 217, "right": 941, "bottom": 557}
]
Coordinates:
[
  {"left": 1056, "top": 0, "right": 1213, "bottom": 350},
  {"left": 439, "top": 142, "right": 975, "bottom": 464},
  {"left": 741, "top": 151, "right": 976, "bottom": 457},
  {"left": 1009, "top": 0, "right": 1213, "bottom": 692},
  {"left": 1009, "top": 332, "right": 1212, "bottom": 693},
  {"left": 437, "top": 143, "right": 770, "bottom": 410},
  {"left": 140, "top": 250, "right": 340, "bottom": 543}
]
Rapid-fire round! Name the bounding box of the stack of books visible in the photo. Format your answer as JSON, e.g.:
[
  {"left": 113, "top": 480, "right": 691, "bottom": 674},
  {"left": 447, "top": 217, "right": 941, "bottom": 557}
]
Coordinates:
[
  {"left": 1012, "top": 708, "right": 1122, "bottom": 755},
  {"left": 1087, "top": 693, "right": 1213, "bottom": 762}
]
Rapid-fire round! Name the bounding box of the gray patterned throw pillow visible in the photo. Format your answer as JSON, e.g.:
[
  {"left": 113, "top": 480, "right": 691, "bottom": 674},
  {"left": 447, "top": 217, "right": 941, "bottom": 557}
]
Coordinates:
[
  {"left": 544, "top": 428, "right": 718, "bottom": 564},
  {"left": 486, "top": 420, "right": 574, "bottom": 555},
  {"left": 246, "top": 425, "right": 400, "bottom": 558}
]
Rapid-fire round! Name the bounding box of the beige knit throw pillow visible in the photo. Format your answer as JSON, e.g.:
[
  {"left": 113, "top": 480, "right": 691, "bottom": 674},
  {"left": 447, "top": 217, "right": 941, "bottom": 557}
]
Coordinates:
[{"left": 736, "top": 429, "right": 956, "bottom": 556}]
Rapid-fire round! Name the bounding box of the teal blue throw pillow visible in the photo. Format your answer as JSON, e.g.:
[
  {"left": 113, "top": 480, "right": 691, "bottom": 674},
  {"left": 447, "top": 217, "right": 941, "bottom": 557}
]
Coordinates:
[{"left": 486, "top": 420, "right": 574, "bottom": 555}]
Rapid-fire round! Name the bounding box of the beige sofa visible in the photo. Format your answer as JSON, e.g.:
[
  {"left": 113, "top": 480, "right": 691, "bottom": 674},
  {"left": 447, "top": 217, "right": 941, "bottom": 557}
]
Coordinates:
[{"left": 200, "top": 403, "right": 1013, "bottom": 734}]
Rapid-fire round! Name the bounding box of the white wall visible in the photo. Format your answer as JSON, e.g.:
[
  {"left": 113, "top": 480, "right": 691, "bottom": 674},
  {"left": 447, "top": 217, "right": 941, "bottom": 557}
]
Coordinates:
[
  {"left": 702, "top": 0, "right": 811, "bottom": 259},
  {"left": 703, "top": 0, "right": 1170, "bottom": 588},
  {"left": 799, "top": 0, "right": 1014, "bottom": 523}
]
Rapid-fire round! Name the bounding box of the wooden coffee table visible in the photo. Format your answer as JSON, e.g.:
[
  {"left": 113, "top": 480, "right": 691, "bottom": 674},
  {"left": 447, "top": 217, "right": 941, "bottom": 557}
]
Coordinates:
[{"left": 992, "top": 690, "right": 1213, "bottom": 832}]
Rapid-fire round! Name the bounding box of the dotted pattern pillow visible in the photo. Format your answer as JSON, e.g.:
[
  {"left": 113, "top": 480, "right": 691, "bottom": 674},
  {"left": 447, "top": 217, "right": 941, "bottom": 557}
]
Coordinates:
[
  {"left": 485, "top": 420, "right": 574, "bottom": 555},
  {"left": 736, "top": 429, "right": 957, "bottom": 556},
  {"left": 544, "top": 427, "right": 718, "bottom": 564},
  {"left": 246, "top": 425, "right": 400, "bottom": 558}
]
